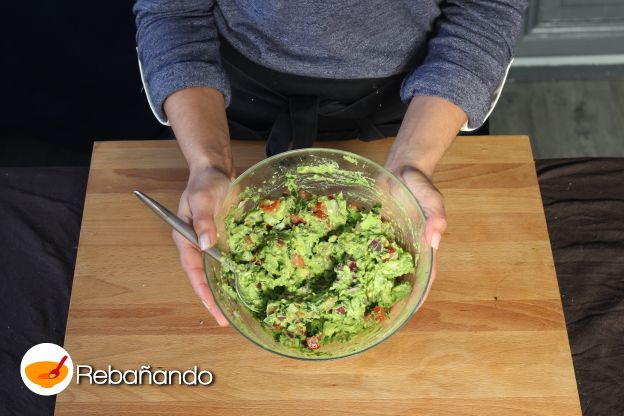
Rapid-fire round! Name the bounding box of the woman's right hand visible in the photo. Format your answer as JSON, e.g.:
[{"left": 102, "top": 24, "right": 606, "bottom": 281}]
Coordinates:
[
  {"left": 162, "top": 86, "right": 233, "bottom": 327},
  {"left": 173, "top": 165, "right": 233, "bottom": 327}
]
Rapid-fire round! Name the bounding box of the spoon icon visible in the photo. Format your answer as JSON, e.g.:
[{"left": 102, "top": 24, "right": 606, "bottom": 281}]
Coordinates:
[{"left": 38, "top": 355, "right": 68, "bottom": 380}]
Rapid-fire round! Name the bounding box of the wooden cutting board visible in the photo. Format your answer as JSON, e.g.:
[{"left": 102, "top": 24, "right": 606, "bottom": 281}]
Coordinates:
[{"left": 56, "top": 136, "right": 581, "bottom": 415}]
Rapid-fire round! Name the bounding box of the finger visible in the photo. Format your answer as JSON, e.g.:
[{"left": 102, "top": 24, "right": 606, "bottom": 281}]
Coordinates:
[
  {"left": 425, "top": 213, "right": 446, "bottom": 251},
  {"left": 401, "top": 170, "right": 447, "bottom": 250},
  {"left": 175, "top": 194, "right": 228, "bottom": 326},
  {"left": 173, "top": 232, "right": 229, "bottom": 327},
  {"left": 188, "top": 192, "right": 219, "bottom": 251}
]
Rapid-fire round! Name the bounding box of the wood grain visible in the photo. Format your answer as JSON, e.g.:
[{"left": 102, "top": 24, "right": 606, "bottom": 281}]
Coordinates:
[{"left": 56, "top": 136, "right": 581, "bottom": 415}]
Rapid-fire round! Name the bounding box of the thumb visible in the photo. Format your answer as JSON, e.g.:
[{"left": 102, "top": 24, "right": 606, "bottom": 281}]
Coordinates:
[
  {"left": 400, "top": 167, "right": 447, "bottom": 251},
  {"left": 190, "top": 195, "right": 219, "bottom": 251}
]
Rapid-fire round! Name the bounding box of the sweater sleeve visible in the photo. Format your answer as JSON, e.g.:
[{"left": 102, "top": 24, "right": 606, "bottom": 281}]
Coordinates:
[
  {"left": 400, "top": 0, "right": 528, "bottom": 130},
  {"left": 133, "top": 0, "right": 230, "bottom": 125}
]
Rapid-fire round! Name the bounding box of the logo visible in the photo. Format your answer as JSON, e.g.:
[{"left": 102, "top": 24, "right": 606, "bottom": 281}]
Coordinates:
[{"left": 20, "top": 343, "right": 74, "bottom": 396}]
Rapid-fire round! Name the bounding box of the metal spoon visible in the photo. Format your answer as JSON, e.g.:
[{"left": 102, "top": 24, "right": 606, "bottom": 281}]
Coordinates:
[{"left": 133, "top": 190, "right": 260, "bottom": 313}]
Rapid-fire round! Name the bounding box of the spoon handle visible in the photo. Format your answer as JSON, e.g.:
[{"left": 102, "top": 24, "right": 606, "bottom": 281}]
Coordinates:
[
  {"left": 55, "top": 355, "right": 68, "bottom": 372},
  {"left": 134, "top": 190, "right": 258, "bottom": 313},
  {"left": 133, "top": 190, "right": 222, "bottom": 262}
]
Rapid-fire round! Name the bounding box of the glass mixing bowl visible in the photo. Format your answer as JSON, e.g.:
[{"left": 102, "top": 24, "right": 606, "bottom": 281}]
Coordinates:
[{"left": 205, "top": 148, "right": 433, "bottom": 360}]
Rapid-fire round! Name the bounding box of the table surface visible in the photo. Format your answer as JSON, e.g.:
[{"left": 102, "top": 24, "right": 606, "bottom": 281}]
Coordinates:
[{"left": 56, "top": 136, "right": 581, "bottom": 416}]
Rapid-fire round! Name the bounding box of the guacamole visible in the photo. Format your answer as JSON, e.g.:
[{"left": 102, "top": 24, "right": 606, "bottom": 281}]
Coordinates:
[{"left": 221, "top": 182, "right": 415, "bottom": 352}]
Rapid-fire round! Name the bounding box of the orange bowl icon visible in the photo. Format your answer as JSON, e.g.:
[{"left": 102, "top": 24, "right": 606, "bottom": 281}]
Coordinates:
[{"left": 25, "top": 361, "right": 69, "bottom": 388}]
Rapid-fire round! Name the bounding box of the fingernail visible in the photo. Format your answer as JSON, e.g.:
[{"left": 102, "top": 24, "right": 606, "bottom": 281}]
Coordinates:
[
  {"left": 202, "top": 299, "right": 212, "bottom": 311},
  {"left": 199, "top": 234, "right": 212, "bottom": 251},
  {"left": 431, "top": 232, "right": 441, "bottom": 250}
]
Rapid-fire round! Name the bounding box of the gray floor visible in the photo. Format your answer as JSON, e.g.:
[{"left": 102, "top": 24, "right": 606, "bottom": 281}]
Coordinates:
[{"left": 490, "top": 77, "right": 624, "bottom": 159}]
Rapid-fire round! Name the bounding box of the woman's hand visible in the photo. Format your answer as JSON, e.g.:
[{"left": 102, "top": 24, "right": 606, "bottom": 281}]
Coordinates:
[
  {"left": 386, "top": 95, "right": 468, "bottom": 285},
  {"left": 385, "top": 163, "right": 444, "bottom": 302},
  {"left": 385, "top": 164, "right": 446, "bottom": 252},
  {"left": 174, "top": 166, "right": 233, "bottom": 327},
  {"left": 164, "top": 87, "right": 233, "bottom": 326}
]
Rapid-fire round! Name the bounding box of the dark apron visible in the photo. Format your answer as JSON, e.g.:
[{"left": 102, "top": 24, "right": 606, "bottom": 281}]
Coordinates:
[{"left": 219, "top": 39, "right": 409, "bottom": 157}]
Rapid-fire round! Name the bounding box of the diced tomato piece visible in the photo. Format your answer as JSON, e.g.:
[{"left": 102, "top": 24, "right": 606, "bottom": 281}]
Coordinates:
[
  {"left": 244, "top": 235, "right": 253, "bottom": 245},
  {"left": 387, "top": 246, "right": 396, "bottom": 254},
  {"left": 298, "top": 190, "right": 311, "bottom": 201},
  {"left": 272, "top": 323, "right": 282, "bottom": 330},
  {"left": 313, "top": 201, "right": 327, "bottom": 219},
  {"left": 290, "top": 254, "right": 305, "bottom": 268},
  {"left": 277, "top": 239, "right": 285, "bottom": 247},
  {"left": 290, "top": 214, "right": 305, "bottom": 225},
  {"left": 348, "top": 201, "right": 358, "bottom": 211},
  {"left": 372, "top": 306, "right": 386, "bottom": 322},
  {"left": 260, "top": 199, "right": 280, "bottom": 213},
  {"left": 306, "top": 336, "right": 320, "bottom": 350}
]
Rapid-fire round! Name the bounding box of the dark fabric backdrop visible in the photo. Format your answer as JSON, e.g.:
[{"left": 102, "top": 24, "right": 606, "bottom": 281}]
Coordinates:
[
  {"left": 0, "top": 3, "right": 166, "bottom": 167},
  {"left": 0, "top": 167, "right": 88, "bottom": 415},
  {"left": 537, "top": 159, "right": 624, "bottom": 416}
]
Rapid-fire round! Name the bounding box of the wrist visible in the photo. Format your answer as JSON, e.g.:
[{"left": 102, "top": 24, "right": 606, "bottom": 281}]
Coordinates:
[
  {"left": 188, "top": 159, "right": 233, "bottom": 177},
  {"left": 186, "top": 142, "right": 234, "bottom": 178},
  {"left": 165, "top": 87, "right": 234, "bottom": 177},
  {"left": 385, "top": 140, "right": 437, "bottom": 179},
  {"left": 386, "top": 96, "right": 465, "bottom": 179},
  {"left": 188, "top": 159, "right": 234, "bottom": 179}
]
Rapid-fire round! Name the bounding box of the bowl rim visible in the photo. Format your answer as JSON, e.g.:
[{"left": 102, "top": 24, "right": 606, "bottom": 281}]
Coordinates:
[{"left": 205, "top": 147, "right": 434, "bottom": 360}]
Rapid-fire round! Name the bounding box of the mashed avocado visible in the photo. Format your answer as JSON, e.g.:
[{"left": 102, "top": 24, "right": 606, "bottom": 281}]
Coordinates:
[{"left": 221, "top": 182, "right": 414, "bottom": 352}]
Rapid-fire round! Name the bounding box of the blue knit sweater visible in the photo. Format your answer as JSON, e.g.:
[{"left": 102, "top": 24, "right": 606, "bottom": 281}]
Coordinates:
[{"left": 134, "top": 0, "right": 527, "bottom": 129}]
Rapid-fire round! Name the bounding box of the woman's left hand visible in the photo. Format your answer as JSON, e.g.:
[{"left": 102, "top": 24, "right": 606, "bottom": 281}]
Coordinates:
[
  {"left": 384, "top": 162, "right": 444, "bottom": 301},
  {"left": 385, "top": 164, "right": 446, "bottom": 254},
  {"left": 384, "top": 96, "right": 468, "bottom": 287}
]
